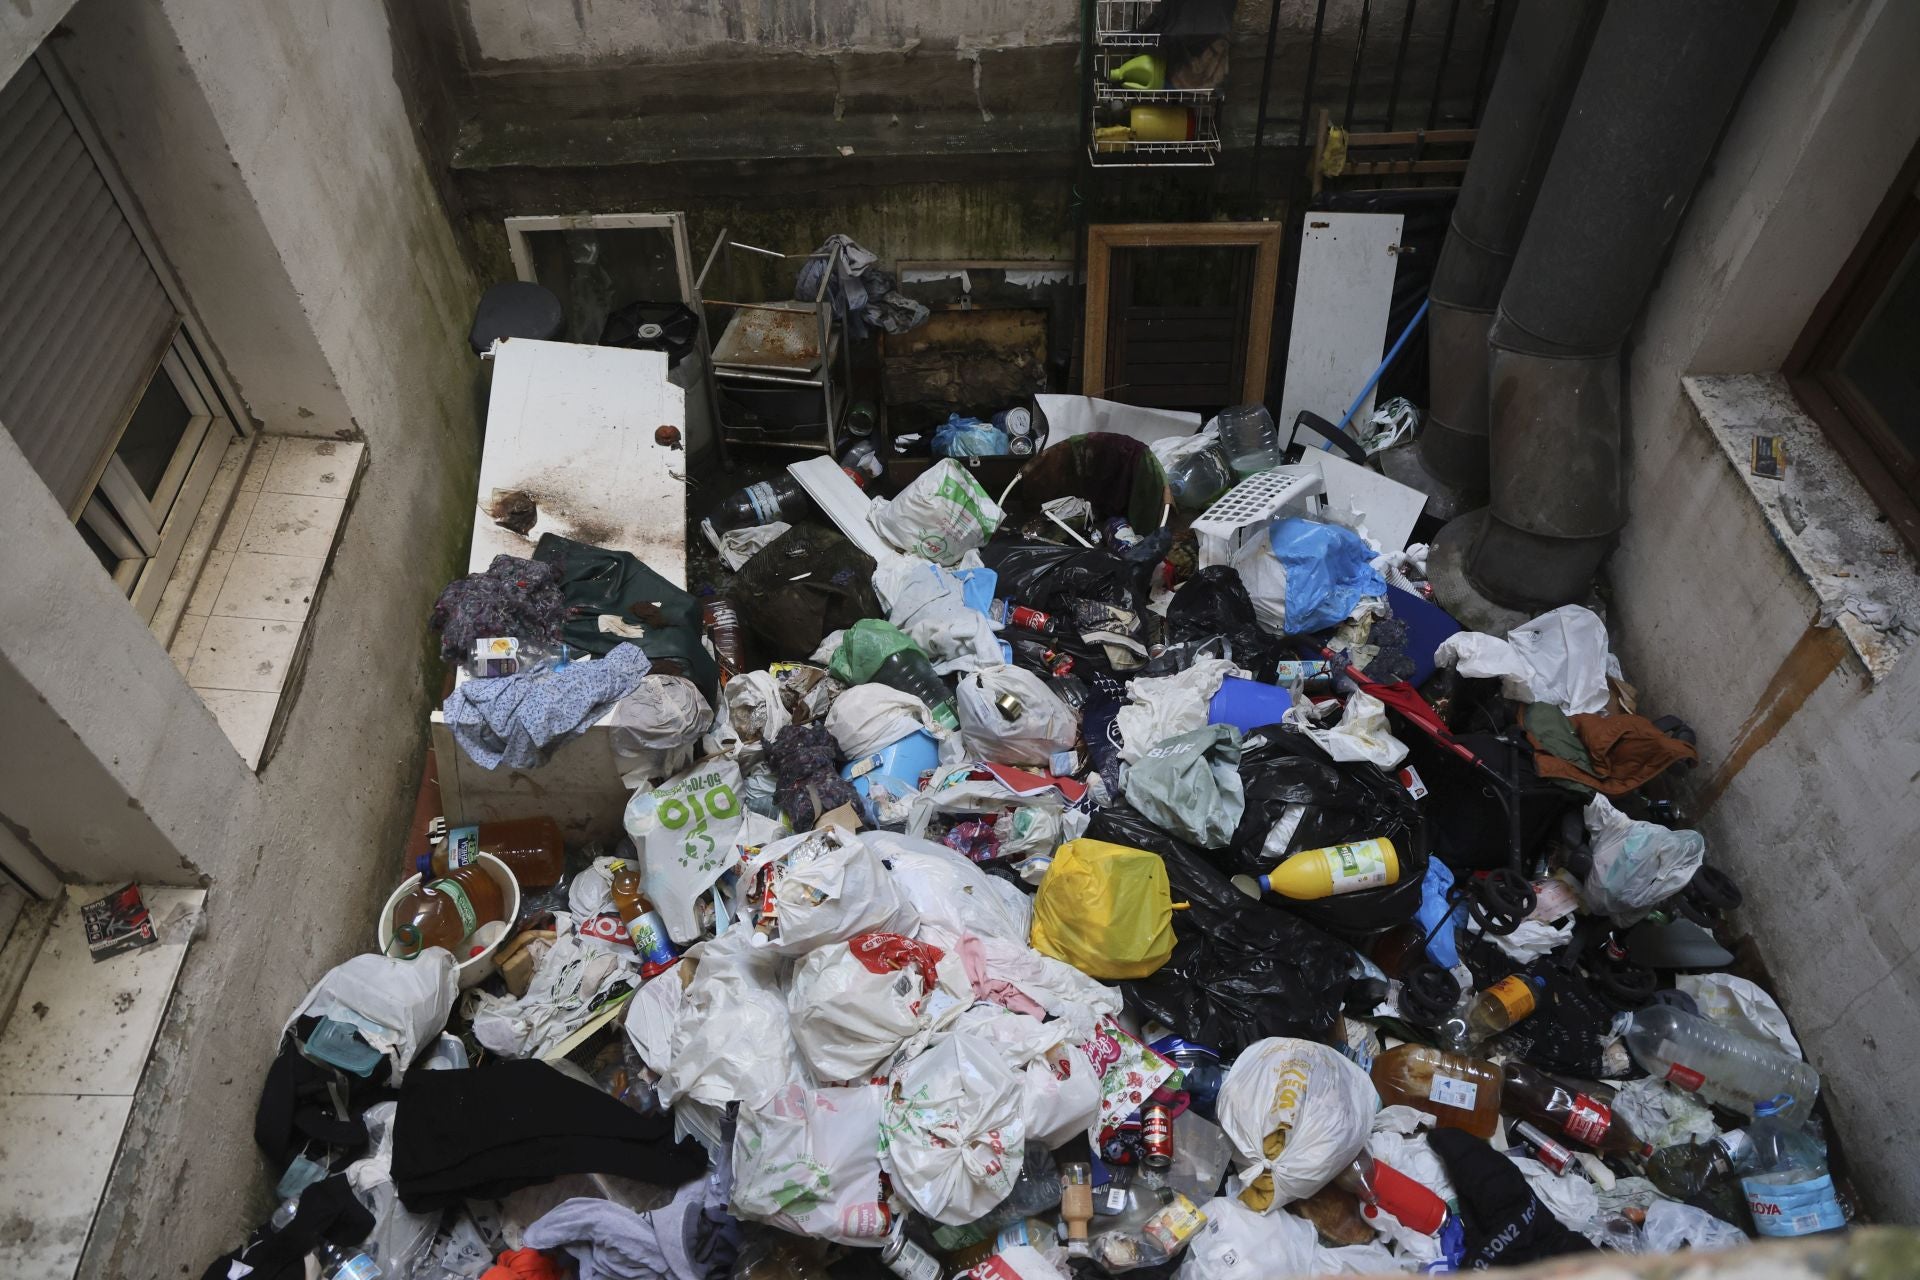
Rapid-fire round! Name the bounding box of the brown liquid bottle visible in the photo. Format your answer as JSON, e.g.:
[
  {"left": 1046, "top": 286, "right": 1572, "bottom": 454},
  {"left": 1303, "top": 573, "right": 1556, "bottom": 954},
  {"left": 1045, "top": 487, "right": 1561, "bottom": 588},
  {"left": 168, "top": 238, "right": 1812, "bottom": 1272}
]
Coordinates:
[
  {"left": 1501, "top": 1062, "right": 1653, "bottom": 1157},
  {"left": 609, "top": 861, "right": 681, "bottom": 979},
  {"left": 422, "top": 816, "right": 565, "bottom": 890},
  {"left": 391, "top": 862, "right": 507, "bottom": 954},
  {"left": 1370, "top": 1044, "right": 1504, "bottom": 1139}
]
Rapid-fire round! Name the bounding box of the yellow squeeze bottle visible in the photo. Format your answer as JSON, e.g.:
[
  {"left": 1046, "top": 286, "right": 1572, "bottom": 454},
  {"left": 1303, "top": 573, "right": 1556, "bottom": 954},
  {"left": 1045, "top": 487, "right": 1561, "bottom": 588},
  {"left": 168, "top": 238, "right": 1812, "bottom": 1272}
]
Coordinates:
[{"left": 1232, "top": 837, "right": 1400, "bottom": 901}]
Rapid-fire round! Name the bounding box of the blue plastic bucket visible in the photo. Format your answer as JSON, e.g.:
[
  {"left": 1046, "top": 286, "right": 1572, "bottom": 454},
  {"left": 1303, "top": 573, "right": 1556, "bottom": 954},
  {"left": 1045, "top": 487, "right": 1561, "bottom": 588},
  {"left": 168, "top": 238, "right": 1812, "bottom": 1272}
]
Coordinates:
[{"left": 840, "top": 728, "right": 942, "bottom": 802}]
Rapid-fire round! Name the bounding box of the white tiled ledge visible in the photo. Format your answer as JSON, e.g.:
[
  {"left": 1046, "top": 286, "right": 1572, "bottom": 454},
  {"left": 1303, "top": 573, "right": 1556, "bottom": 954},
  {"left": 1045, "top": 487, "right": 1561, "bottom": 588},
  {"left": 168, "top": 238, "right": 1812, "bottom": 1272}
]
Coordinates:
[
  {"left": 1683, "top": 373, "right": 1917, "bottom": 681},
  {"left": 153, "top": 434, "right": 364, "bottom": 766}
]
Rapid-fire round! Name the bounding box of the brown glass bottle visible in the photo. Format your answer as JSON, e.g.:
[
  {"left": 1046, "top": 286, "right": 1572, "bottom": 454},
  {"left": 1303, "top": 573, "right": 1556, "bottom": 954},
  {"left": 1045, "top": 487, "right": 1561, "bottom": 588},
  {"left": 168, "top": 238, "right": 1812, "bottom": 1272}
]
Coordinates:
[{"left": 1500, "top": 1062, "right": 1653, "bottom": 1157}]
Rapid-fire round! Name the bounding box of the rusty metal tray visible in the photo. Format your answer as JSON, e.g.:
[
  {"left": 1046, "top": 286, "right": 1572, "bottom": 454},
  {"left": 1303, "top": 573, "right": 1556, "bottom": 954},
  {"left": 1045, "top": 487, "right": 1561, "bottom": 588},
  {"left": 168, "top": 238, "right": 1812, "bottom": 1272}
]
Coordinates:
[{"left": 711, "top": 302, "right": 833, "bottom": 376}]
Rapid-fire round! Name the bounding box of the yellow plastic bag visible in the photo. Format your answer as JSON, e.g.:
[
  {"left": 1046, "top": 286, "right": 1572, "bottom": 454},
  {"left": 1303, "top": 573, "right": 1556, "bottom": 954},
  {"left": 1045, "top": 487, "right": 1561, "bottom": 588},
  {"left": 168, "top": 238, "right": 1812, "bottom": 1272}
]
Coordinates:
[{"left": 1030, "top": 839, "right": 1175, "bottom": 979}]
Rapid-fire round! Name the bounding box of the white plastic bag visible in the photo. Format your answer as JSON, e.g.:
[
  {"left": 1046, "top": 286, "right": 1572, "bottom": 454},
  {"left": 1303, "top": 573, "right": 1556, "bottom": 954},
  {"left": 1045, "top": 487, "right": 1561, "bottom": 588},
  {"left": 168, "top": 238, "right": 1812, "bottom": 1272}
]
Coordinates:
[
  {"left": 1432, "top": 604, "right": 1613, "bottom": 714},
  {"left": 874, "top": 557, "right": 1003, "bottom": 674},
  {"left": 869, "top": 459, "right": 1004, "bottom": 565},
  {"left": 705, "top": 671, "right": 790, "bottom": 766},
  {"left": 826, "top": 683, "right": 946, "bottom": 758},
  {"left": 883, "top": 1031, "right": 1028, "bottom": 1224},
  {"left": 789, "top": 933, "right": 954, "bottom": 1082},
  {"left": 1507, "top": 605, "right": 1613, "bottom": 715},
  {"left": 950, "top": 1004, "right": 1102, "bottom": 1150},
  {"left": 742, "top": 826, "right": 919, "bottom": 955},
  {"left": 1677, "top": 973, "right": 1803, "bottom": 1058},
  {"left": 1217, "top": 1038, "right": 1377, "bottom": 1210},
  {"left": 955, "top": 667, "right": 1079, "bottom": 765},
  {"left": 1115, "top": 658, "right": 1242, "bottom": 763},
  {"left": 624, "top": 759, "right": 747, "bottom": 945},
  {"left": 732, "top": 1082, "right": 894, "bottom": 1246},
  {"left": 923, "top": 924, "right": 1122, "bottom": 1048},
  {"left": 659, "top": 929, "right": 803, "bottom": 1108},
  {"left": 607, "top": 674, "right": 713, "bottom": 785},
  {"left": 1229, "top": 531, "right": 1293, "bottom": 638},
  {"left": 284, "top": 950, "right": 458, "bottom": 1078},
  {"left": 1581, "top": 794, "right": 1705, "bottom": 923},
  {"left": 1510, "top": 1154, "right": 1602, "bottom": 1234},
  {"left": 863, "top": 831, "right": 1034, "bottom": 941},
  {"left": 471, "top": 913, "right": 641, "bottom": 1059},
  {"left": 1641, "top": 1198, "right": 1748, "bottom": 1252},
  {"left": 1282, "top": 689, "right": 1408, "bottom": 769},
  {"left": 347, "top": 1102, "right": 440, "bottom": 1275},
  {"left": 1175, "top": 1198, "right": 1321, "bottom": 1280}
]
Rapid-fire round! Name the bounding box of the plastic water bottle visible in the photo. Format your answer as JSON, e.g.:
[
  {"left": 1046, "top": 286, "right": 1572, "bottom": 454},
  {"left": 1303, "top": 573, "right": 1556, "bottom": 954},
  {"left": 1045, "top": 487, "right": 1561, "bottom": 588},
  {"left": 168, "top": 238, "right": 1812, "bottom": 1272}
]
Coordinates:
[
  {"left": 1214, "top": 404, "right": 1281, "bottom": 479},
  {"left": 1621, "top": 1005, "right": 1819, "bottom": 1126},
  {"left": 315, "top": 1240, "right": 382, "bottom": 1280},
  {"left": 1739, "top": 1099, "right": 1846, "bottom": 1237}
]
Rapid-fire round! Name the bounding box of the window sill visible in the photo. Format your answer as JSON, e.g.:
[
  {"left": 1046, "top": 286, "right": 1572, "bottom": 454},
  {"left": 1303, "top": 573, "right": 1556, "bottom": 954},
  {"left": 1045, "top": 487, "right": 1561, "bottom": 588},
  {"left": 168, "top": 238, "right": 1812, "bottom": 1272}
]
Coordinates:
[{"left": 1682, "top": 373, "right": 1918, "bottom": 681}]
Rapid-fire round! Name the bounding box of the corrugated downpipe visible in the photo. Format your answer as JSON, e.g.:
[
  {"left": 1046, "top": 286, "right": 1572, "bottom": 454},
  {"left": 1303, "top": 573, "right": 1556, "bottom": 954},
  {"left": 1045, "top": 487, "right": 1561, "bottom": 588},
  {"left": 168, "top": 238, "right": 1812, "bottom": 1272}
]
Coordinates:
[
  {"left": 1412, "top": 0, "right": 1603, "bottom": 509},
  {"left": 1430, "top": 0, "right": 1780, "bottom": 621}
]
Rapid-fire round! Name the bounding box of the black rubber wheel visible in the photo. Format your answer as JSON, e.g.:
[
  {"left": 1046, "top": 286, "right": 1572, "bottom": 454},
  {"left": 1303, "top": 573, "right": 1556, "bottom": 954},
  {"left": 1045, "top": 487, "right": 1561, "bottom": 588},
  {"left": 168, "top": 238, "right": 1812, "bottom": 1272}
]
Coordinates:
[
  {"left": 1469, "top": 868, "right": 1537, "bottom": 936},
  {"left": 1400, "top": 961, "right": 1460, "bottom": 1028},
  {"left": 1594, "top": 962, "right": 1658, "bottom": 1008}
]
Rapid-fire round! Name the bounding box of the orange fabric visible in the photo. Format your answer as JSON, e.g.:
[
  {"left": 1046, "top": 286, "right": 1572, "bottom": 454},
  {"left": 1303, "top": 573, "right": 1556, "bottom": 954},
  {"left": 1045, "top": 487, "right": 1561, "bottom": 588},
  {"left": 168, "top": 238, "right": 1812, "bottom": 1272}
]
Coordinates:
[
  {"left": 1531, "top": 713, "right": 1696, "bottom": 794},
  {"left": 482, "top": 1248, "right": 568, "bottom": 1280}
]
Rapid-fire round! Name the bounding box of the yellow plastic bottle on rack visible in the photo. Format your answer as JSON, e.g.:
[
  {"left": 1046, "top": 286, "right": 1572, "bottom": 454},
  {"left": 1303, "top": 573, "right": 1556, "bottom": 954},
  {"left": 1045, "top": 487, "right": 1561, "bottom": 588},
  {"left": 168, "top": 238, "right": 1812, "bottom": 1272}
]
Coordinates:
[{"left": 1231, "top": 837, "right": 1400, "bottom": 901}]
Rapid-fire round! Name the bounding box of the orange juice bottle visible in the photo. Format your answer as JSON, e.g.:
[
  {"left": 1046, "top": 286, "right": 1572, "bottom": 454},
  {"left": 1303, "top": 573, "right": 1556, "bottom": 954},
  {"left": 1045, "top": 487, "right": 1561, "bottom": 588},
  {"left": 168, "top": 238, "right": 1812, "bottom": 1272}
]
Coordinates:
[
  {"left": 421, "top": 816, "right": 565, "bottom": 889},
  {"left": 609, "top": 861, "right": 680, "bottom": 978}
]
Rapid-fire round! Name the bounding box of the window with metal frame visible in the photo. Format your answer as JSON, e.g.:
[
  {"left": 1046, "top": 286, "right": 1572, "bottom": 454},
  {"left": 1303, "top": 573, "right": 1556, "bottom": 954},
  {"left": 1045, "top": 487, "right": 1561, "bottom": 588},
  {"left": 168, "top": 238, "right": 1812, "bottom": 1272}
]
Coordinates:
[
  {"left": 0, "top": 51, "right": 240, "bottom": 619},
  {"left": 1785, "top": 138, "right": 1920, "bottom": 558}
]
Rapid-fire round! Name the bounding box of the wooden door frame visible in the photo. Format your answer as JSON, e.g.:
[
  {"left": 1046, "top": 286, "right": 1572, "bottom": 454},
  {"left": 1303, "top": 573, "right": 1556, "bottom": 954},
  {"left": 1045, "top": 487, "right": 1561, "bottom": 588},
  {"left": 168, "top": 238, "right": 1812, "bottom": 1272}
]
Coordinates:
[{"left": 1082, "top": 221, "right": 1285, "bottom": 405}]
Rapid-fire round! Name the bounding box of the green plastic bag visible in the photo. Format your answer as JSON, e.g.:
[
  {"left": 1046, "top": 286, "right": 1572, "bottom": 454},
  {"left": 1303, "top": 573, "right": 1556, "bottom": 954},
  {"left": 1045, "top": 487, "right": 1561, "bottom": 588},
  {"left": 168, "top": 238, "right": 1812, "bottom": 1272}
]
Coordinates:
[{"left": 828, "top": 618, "right": 917, "bottom": 686}]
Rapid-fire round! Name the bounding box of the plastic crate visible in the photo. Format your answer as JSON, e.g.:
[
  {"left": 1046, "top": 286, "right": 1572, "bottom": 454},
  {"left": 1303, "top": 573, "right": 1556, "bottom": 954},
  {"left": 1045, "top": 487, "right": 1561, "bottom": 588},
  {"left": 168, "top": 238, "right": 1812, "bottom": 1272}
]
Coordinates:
[{"left": 1191, "top": 465, "right": 1326, "bottom": 569}]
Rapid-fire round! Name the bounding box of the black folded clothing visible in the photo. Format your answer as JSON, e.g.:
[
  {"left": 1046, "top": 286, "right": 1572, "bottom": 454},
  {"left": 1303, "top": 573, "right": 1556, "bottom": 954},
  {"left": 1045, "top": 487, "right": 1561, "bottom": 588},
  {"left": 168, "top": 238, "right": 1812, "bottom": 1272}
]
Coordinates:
[{"left": 392, "top": 1060, "right": 706, "bottom": 1210}]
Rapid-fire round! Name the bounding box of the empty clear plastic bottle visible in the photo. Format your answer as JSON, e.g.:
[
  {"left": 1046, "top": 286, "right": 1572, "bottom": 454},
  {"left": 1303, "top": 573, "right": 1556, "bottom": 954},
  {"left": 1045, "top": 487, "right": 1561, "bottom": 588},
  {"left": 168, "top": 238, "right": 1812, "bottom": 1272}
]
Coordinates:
[
  {"left": 315, "top": 1240, "right": 382, "bottom": 1280},
  {"left": 1740, "top": 1098, "right": 1845, "bottom": 1237},
  {"left": 1621, "top": 1005, "right": 1819, "bottom": 1126}
]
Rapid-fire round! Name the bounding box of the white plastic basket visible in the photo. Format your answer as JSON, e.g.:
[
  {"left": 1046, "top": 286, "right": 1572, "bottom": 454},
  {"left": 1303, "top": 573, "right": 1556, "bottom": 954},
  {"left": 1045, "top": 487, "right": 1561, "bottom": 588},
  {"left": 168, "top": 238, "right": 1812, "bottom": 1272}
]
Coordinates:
[{"left": 1192, "top": 465, "right": 1326, "bottom": 569}]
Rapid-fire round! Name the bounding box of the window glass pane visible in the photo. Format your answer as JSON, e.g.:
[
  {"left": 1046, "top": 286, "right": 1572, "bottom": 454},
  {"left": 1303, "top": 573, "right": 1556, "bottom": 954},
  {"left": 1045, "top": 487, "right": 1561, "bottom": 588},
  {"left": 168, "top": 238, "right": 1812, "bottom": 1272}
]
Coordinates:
[
  {"left": 115, "top": 366, "right": 193, "bottom": 500},
  {"left": 1838, "top": 236, "right": 1920, "bottom": 460}
]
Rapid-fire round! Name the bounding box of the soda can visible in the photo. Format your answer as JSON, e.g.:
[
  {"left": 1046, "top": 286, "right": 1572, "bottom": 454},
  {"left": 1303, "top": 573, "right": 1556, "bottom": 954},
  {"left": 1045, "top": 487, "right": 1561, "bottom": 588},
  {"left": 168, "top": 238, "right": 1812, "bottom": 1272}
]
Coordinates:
[
  {"left": 1514, "top": 1120, "right": 1573, "bottom": 1175},
  {"left": 993, "top": 406, "right": 1033, "bottom": 439},
  {"left": 1142, "top": 1102, "right": 1174, "bottom": 1168}
]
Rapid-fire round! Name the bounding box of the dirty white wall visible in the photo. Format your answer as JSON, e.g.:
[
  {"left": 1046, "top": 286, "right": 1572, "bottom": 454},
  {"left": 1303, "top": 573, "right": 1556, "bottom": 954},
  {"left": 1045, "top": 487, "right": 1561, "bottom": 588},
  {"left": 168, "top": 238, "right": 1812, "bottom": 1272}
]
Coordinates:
[
  {"left": 1611, "top": 0, "right": 1920, "bottom": 1218},
  {"left": 463, "top": 0, "right": 1079, "bottom": 60},
  {"left": 0, "top": 0, "right": 482, "bottom": 1275}
]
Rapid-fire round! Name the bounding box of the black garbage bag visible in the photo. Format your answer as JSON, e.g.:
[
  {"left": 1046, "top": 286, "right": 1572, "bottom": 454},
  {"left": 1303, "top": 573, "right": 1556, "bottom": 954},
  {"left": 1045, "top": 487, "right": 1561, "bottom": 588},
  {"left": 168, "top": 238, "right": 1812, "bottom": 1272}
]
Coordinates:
[
  {"left": 532, "top": 532, "right": 718, "bottom": 701},
  {"left": 979, "top": 536, "right": 1144, "bottom": 613},
  {"left": 731, "top": 524, "right": 883, "bottom": 662},
  {"left": 1087, "top": 805, "right": 1373, "bottom": 1056},
  {"left": 1224, "top": 724, "right": 1428, "bottom": 940},
  {"left": 1165, "top": 565, "right": 1286, "bottom": 681}
]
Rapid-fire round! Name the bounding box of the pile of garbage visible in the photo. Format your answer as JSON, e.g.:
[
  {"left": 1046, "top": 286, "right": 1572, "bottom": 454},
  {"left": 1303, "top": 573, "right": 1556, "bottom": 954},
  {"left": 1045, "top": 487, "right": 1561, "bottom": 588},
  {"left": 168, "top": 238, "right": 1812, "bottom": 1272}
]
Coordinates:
[{"left": 211, "top": 400, "right": 1850, "bottom": 1280}]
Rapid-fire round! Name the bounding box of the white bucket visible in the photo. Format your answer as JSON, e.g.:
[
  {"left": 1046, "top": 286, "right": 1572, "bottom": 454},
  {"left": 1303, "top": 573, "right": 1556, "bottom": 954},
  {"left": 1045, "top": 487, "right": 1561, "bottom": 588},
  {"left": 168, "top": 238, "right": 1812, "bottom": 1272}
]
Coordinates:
[{"left": 377, "top": 851, "right": 521, "bottom": 989}]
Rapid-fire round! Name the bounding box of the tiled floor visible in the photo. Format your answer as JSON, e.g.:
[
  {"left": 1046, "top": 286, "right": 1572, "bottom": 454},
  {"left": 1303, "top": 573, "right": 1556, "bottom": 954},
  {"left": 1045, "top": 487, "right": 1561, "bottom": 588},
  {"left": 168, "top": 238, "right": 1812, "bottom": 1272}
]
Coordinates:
[
  {"left": 163, "top": 436, "right": 361, "bottom": 768},
  {"left": 0, "top": 886, "right": 204, "bottom": 1279}
]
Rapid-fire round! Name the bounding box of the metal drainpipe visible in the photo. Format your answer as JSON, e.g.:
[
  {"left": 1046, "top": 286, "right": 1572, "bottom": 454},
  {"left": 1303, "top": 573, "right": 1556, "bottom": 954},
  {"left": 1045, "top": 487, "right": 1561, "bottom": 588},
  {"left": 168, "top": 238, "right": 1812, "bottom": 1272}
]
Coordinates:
[
  {"left": 1403, "top": 0, "right": 1604, "bottom": 516},
  {"left": 1428, "top": 0, "right": 1781, "bottom": 624}
]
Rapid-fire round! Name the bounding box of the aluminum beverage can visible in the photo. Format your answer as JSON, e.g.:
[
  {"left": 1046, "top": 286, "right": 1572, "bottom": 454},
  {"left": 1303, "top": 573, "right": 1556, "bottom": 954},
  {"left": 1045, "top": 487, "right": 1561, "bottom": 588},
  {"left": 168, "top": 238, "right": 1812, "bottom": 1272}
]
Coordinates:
[{"left": 1142, "top": 1102, "right": 1174, "bottom": 1168}]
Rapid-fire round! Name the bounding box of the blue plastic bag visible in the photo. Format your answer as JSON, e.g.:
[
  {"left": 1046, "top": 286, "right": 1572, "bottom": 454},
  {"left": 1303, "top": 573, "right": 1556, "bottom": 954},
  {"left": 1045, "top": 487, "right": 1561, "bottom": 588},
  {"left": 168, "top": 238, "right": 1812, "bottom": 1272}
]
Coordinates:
[
  {"left": 932, "top": 413, "right": 1009, "bottom": 458},
  {"left": 1267, "top": 517, "right": 1388, "bottom": 633},
  {"left": 1414, "top": 857, "right": 1460, "bottom": 969}
]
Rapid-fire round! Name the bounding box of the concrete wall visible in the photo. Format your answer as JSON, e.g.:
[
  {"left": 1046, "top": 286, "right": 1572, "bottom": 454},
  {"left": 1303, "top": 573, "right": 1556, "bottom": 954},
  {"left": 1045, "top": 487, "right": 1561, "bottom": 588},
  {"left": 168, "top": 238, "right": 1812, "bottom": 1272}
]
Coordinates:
[
  {"left": 1610, "top": 0, "right": 1920, "bottom": 1219},
  {"left": 0, "top": 0, "right": 482, "bottom": 1275}
]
